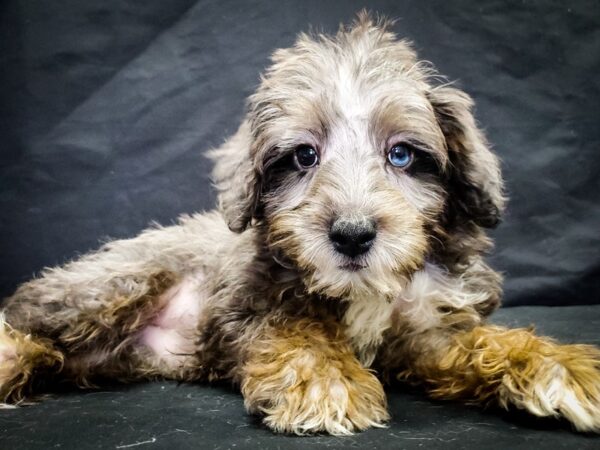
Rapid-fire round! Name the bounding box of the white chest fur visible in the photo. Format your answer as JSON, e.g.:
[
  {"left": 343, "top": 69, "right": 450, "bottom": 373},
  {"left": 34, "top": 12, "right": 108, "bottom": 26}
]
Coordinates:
[
  {"left": 343, "top": 296, "right": 395, "bottom": 367},
  {"left": 342, "top": 263, "right": 489, "bottom": 367}
]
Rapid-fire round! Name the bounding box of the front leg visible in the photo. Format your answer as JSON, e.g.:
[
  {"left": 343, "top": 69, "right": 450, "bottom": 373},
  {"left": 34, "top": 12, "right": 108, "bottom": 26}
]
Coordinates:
[
  {"left": 241, "top": 318, "right": 389, "bottom": 435},
  {"left": 399, "top": 324, "right": 600, "bottom": 432}
]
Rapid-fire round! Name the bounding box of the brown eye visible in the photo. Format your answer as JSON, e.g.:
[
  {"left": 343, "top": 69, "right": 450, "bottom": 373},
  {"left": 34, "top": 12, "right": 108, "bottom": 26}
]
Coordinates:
[{"left": 294, "top": 145, "right": 319, "bottom": 169}]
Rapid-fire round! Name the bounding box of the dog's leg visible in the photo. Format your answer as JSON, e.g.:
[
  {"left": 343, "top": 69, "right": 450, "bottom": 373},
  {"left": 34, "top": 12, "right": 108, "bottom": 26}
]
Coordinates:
[
  {"left": 0, "top": 215, "right": 222, "bottom": 402},
  {"left": 0, "top": 268, "right": 192, "bottom": 402},
  {"left": 241, "top": 318, "right": 389, "bottom": 435},
  {"left": 398, "top": 325, "right": 600, "bottom": 432}
]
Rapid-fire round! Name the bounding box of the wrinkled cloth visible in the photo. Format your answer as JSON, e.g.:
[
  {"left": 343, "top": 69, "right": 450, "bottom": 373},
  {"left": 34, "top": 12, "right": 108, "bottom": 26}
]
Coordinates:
[{"left": 1, "top": 1, "right": 599, "bottom": 306}]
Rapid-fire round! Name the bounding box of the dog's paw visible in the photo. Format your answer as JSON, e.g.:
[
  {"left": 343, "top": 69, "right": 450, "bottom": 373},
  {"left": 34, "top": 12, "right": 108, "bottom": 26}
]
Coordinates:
[
  {"left": 0, "top": 316, "right": 63, "bottom": 404},
  {"left": 242, "top": 347, "right": 389, "bottom": 435},
  {"left": 0, "top": 317, "right": 24, "bottom": 400},
  {"left": 499, "top": 344, "right": 600, "bottom": 432}
]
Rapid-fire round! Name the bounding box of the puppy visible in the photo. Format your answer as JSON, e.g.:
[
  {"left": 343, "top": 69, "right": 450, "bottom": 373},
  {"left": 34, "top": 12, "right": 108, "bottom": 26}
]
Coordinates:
[{"left": 1, "top": 12, "right": 599, "bottom": 435}]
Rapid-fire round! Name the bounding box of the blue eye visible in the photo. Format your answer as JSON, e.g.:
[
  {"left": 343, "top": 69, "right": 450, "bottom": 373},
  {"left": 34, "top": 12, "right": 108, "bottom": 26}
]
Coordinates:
[{"left": 387, "top": 144, "right": 414, "bottom": 168}]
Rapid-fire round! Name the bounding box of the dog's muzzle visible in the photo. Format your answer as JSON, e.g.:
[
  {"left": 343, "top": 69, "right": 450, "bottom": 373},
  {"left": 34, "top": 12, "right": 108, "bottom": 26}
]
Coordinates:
[{"left": 329, "top": 217, "right": 376, "bottom": 258}]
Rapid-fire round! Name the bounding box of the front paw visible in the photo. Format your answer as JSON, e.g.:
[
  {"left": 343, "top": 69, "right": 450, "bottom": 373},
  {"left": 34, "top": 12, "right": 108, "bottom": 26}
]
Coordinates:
[
  {"left": 242, "top": 347, "right": 389, "bottom": 435},
  {"left": 499, "top": 343, "right": 600, "bottom": 432}
]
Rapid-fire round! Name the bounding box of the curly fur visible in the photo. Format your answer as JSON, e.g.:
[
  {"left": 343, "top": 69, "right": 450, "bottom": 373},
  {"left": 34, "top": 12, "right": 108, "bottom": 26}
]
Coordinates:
[{"left": 1, "top": 12, "right": 599, "bottom": 435}]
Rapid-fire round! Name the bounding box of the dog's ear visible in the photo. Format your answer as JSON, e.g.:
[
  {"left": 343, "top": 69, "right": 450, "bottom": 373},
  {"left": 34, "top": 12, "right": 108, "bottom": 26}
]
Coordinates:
[
  {"left": 428, "top": 86, "right": 505, "bottom": 228},
  {"left": 208, "top": 120, "right": 260, "bottom": 232}
]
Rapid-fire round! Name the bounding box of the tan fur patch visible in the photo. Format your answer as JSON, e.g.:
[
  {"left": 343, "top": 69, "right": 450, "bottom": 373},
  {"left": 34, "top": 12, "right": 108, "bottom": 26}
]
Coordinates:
[
  {"left": 241, "top": 319, "right": 389, "bottom": 435},
  {"left": 0, "top": 316, "right": 64, "bottom": 403},
  {"left": 401, "top": 325, "right": 600, "bottom": 432},
  {"left": 60, "top": 271, "right": 177, "bottom": 352}
]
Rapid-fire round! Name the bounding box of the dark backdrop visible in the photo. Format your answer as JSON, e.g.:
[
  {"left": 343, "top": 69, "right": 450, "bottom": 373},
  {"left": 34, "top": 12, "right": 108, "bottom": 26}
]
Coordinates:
[{"left": 1, "top": 0, "right": 599, "bottom": 306}]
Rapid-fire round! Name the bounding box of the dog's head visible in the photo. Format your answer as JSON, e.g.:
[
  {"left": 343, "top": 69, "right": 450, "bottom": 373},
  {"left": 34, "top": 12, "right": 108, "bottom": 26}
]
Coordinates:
[{"left": 210, "top": 13, "right": 504, "bottom": 300}]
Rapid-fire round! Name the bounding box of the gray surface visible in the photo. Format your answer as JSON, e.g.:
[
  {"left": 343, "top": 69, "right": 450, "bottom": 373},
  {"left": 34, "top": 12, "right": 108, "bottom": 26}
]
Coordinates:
[{"left": 1, "top": 305, "right": 599, "bottom": 449}]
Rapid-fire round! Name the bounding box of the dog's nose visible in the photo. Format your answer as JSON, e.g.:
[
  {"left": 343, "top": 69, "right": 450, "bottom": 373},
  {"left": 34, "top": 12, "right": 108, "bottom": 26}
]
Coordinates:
[{"left": 329, "top": 219, "right": 376, "bottom": 258}]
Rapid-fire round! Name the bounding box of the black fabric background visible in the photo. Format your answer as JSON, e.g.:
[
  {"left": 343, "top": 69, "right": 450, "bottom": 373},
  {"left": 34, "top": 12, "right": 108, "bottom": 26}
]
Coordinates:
[{"left": 1, "top": 0, "right": 599, "bottom": 307}]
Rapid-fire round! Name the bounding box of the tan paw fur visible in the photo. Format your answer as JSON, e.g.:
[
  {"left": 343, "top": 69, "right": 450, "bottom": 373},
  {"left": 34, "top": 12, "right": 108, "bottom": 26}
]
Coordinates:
[
  {"left": 241, "top": 320, "right": 389, "bottom": 435},
  {"left": 427, "top": 326, "right": 600, "bottom": 432},
  {"left": 498, "top": 342, "right": 600, "bottom": 432},
  {"left": 0, "top": 315, "right": 64, "bottom": 403}
]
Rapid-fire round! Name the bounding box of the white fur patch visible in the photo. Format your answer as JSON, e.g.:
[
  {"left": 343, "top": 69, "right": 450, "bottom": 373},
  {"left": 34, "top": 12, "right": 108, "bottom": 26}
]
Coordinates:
[
  {"left": 343, "top": 296, "right": 395, "bottom": 367},
  {"left": 336, "top": 63, "right": 366, "bottom": 120},
  {"left": 394, "top": 263, "right": 490, "bottom": 332},
  {"left": 521, "top": 361, "right": 599, "bottom": 431},
  {"left": 343, "top": 263, "right": 491, "bottom": 366},
  {"left": 500, "top": 359, "right": 600, "bottom": 432}
]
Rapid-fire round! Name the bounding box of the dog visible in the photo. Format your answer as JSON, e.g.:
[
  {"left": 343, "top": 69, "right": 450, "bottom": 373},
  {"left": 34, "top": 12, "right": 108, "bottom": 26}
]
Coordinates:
[{"left": 1, "top": 12, "right": 599, "bottom": 435}]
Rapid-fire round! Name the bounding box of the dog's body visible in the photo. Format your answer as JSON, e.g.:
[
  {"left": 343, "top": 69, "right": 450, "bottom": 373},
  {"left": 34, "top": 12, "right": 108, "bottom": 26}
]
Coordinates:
[{"left": 2, "top": 14, "right": 600, "bottom": 435}]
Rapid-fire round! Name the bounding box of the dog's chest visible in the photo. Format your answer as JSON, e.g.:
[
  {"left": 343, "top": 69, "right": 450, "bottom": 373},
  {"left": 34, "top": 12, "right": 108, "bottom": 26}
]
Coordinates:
[{"left": 342, "top": 297, "right": 395, "bottom": 367}]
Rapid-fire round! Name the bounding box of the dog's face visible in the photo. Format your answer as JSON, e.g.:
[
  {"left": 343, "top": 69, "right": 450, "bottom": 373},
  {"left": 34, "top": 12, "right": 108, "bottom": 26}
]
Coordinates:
[{"left": 211, "top": 15, "right": 505, "bottom": 300}]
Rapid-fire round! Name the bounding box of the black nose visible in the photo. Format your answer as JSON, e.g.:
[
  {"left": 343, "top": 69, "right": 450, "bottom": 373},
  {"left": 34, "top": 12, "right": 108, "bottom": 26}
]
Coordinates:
[{"left": 329, "top": 219, "right": 376, "bottom": 258}]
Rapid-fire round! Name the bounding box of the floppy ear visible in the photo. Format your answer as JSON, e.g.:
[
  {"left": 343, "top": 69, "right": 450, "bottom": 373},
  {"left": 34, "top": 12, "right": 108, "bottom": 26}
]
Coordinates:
[
  {"left": 208, "top": 120, "right": 261, "bottom": 232},
  {"left": 428, "top": 86, "right": 505, "bottom": 228}
]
